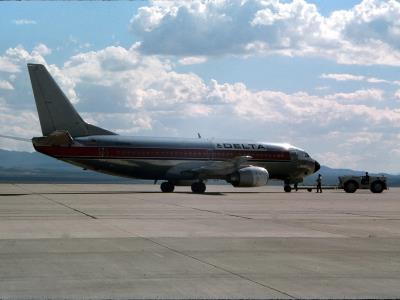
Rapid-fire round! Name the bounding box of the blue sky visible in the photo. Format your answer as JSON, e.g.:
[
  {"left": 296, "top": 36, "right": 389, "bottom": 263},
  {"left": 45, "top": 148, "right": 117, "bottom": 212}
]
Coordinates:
[{"left": 0, "top": 0, "right": 399, "bottom": 173}]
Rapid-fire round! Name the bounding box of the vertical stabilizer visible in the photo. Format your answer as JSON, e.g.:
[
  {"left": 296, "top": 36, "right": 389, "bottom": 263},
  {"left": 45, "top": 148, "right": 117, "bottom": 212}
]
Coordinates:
[{"left": 27, "top": 63, "right": 115, "bottom": 137}]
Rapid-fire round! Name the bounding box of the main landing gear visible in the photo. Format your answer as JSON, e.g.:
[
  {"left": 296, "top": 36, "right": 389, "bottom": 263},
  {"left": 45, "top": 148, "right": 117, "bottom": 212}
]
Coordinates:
[
  {"left": 160, "top": 181, "right": 206, "bottom": 193},
  {"left": 160, "top": 181, "right": 174, "bottom": 193},
  {"left": 191, "top": 181, "right": 206, "bottom": 193}
]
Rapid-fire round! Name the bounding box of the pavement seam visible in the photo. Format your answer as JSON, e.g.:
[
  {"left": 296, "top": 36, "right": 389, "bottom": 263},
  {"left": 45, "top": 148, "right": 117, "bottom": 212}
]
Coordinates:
[
  {"left": 153, "top": 200, "right": 254, "bottom": 220},
  {"left": 142, "top": 236, "right": 298, "bottom": 299},
  {"left": 101, "top": 220, "right": 297, "bottom": 299},
  {"left": 13, "top": 184, "right": 97, "bottom": 220}
]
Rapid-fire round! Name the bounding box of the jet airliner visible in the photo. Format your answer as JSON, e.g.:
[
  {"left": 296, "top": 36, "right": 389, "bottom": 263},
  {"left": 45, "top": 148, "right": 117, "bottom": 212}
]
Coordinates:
[{"left": 17, "top": 64, "right": 320, "bottom": 193}]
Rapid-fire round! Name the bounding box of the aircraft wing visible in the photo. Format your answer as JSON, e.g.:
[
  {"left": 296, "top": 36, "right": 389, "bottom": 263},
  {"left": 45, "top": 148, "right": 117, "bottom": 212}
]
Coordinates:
[
  {"left": 192, "top": 155, "right": 252, "bottom": 175},
  {"left": 166, "top": 156, "right": 252, "bottom": 179}
]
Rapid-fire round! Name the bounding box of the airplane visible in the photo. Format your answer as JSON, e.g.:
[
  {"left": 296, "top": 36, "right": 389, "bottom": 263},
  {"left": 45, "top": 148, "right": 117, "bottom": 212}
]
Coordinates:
[{"left": 4, "top": 63, "right": 321, "bottom": 193}]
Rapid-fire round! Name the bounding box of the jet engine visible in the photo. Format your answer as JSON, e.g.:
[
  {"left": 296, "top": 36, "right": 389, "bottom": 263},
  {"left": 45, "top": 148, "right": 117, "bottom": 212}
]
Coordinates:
[{"left": 227, "top": 166, "right": 269, "bottom": 187}]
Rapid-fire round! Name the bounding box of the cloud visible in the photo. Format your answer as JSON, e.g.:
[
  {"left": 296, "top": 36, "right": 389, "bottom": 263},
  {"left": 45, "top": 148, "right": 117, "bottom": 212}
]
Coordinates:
[
  {"left": 0, "top": 80, "right": 14, "bottom": 90},
  {"left": 321, "top": 73, "right": 400, "bottom": 86},
  {"left": 395, "top": 90, "right": 400, "bottom": 100},
  {"left": 33, "top": 44, "right": 52, "bottom": 56},
  {"left": 0, "top": 57, "right": 20, "bottom": 73},
  {"left": 325, "top": 89, "right": 384, "bottom": 102},
  {"left": 13, "top": 19, "right": 37, "bottom": 25},
  {"left": 1, "top": 44, "right": 399, "bottom": 172},
  {"left": 318, "top": 151, "right": 362, "bottom": 170},
  {"left": 178, "top": 56, "right": 207, "bottom": 65},
  {"left": 0, "top": 45, "right": 80, "bottom": 105},
  {"left": 130, "top": 0, "right": 400, "bottom": 66},
  {"left": 55, "top": 46, "right": 400, "bottom": 131},
  {"left": 0, "top": 97, "right": 39, "bottom": 152},
  {"left": 321, "top": 73, "right": 365, "bottom": 81}
]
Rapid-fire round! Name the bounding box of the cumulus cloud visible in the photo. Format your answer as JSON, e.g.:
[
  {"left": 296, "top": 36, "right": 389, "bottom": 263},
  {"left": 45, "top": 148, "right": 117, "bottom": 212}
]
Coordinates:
[
  {"left": 130, "top": 0, "right": 400, "bottom": 66},
  {"left": 0, "top": 44, "right": 81, "bottom": 105},
  {"left": 1, "top": 43, "right": 399, "bottom": 171},
  {"left": 325, "top": 89, "right": 385, "bottom": 102},
  {"left": 33, "top": 44, "right": 52, "bottom": 56}
]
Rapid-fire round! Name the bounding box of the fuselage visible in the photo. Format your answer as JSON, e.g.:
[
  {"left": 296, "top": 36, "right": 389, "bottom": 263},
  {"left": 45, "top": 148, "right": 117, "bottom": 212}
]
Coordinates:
[{"left": 33, "top": 135, "right": 320, "bottom": 184}]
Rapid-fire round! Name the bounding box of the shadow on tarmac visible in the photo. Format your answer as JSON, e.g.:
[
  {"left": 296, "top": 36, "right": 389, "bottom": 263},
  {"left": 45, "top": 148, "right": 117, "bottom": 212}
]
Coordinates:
[{"left": 0, "top": 190, "right": 291, "bottom": 196}]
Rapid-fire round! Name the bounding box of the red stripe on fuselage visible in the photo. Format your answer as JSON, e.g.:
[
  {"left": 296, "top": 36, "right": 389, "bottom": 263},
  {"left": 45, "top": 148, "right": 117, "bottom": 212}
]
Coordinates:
[{"left": 34, "top": 145, "right": 291, "bottom": 161}]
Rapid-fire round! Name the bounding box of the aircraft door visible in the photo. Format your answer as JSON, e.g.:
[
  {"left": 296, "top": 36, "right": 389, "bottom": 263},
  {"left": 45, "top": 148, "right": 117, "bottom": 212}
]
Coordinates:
[{"left": 289, "top": 150, "right": 298, "bottom": 161}]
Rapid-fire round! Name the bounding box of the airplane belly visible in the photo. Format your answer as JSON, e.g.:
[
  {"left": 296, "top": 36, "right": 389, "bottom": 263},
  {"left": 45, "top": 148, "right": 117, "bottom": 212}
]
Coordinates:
[{"left": 63, "top": 158, "right": 209, "bottom": 180}]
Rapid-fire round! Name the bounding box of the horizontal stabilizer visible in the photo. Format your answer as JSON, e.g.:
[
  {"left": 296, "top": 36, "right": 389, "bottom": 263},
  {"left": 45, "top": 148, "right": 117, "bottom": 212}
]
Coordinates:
[{"left": 0, "top": 134, "right": 31, "bottom": 142}]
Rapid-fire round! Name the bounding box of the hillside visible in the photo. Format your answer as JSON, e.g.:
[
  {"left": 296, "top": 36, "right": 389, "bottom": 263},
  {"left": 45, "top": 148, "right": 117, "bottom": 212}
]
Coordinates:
[{"left": 1, "top": 149, "right": 399, "bottom": 186}]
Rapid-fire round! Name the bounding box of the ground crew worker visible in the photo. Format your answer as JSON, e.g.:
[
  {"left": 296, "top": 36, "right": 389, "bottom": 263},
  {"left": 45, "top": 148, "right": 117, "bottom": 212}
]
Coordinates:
[
  {"left": 365, "top": 172, "right": 370, "bottom": 184},
  {"left": 316, "top": 174, "right": 322, "bottom": 193}
]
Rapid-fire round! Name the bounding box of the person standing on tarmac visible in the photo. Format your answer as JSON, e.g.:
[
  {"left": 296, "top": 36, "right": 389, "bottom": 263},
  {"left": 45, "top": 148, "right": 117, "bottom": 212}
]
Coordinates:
[{"left": 316, "top": 174, "right": 322, "bottom": 193}]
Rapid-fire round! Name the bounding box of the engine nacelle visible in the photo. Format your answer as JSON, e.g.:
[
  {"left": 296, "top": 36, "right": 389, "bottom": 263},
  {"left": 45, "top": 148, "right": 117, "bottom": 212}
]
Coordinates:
[{"left": 228, "top": 166, "right": 269, "bottom": 187}]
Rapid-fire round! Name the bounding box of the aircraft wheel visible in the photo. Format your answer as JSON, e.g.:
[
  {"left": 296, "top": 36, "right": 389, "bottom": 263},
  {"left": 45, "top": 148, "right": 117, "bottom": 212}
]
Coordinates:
[
  {"left": 160, "top": 181, "right": 175, "bottom": 193},
  {"left": 191, "top": 182, "right": 206, "bottom": 193},
  {"left": 284, "top": 185, "right": 292, "bottom": 193}
]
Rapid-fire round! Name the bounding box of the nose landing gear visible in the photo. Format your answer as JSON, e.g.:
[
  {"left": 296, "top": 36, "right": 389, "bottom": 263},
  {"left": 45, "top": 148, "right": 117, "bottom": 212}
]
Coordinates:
[
  {"left": 283, "top": 179, "right": 293, "bottom": 192},
  {"left": 284, "top": 184, "right": 292, "bottom": 192}
]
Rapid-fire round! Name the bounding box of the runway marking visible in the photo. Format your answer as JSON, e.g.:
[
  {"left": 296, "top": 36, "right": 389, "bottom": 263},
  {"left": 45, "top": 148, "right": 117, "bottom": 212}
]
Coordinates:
[{"left": 13, "top": 184, "right": 98, "bottom": 220}]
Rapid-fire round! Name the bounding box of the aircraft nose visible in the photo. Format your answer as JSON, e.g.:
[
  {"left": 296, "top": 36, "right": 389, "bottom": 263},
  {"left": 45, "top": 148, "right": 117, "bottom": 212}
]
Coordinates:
[{"left": 314, "top": 161, "right": 321, "bottom": 173}]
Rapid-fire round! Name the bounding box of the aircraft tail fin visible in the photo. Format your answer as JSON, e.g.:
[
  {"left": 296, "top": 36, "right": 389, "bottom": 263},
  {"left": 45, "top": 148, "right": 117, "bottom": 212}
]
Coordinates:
[{"left": 27, "top": 63, "right": 115, "bottom": 137}]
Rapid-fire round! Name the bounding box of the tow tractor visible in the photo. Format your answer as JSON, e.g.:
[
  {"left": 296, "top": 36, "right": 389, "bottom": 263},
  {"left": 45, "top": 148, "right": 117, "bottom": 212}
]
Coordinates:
[
  {"left": 294, "top": 175, "right": 387, "bottom": 193},
  {"left": 338, "top": 175, "right": 387, "bottom": 193}
]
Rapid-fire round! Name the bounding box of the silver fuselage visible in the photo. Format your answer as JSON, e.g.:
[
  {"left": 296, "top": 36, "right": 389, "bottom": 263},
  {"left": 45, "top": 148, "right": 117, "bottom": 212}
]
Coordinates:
[{"left": 33, "top": 135, "right": 319, "bottom": 184}]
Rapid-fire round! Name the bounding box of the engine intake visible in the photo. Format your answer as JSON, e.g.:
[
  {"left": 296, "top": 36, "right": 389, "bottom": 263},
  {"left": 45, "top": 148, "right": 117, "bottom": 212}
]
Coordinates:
[{"left": 228, "top": 166, "right": 269, "bottom": 187}]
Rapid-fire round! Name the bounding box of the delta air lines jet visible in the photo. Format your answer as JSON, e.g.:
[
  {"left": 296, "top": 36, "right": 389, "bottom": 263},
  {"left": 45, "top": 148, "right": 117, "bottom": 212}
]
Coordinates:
[{"left": 20, "top": 64, "right": 320, "bottom": 193}]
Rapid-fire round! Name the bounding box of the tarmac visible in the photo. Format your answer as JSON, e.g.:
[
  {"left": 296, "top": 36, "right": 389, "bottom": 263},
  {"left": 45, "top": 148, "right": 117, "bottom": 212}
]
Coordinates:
[{"left": 0, "top": 183, "right": 399, "bottom": 299}]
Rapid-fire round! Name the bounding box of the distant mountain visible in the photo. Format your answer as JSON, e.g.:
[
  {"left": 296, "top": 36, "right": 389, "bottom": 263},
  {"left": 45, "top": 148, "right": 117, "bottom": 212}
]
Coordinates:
[
  {"left": 0, "top": 149, "right": 131, "bottom": 183},
  {"left": 1, "top": 149, "right": 399, "bottom": 186}
]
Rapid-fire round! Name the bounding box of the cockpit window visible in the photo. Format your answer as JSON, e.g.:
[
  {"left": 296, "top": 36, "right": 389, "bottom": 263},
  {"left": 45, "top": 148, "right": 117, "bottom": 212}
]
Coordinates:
[{"left": 304, "top": 152, "right": 310, "bottom": 158}]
